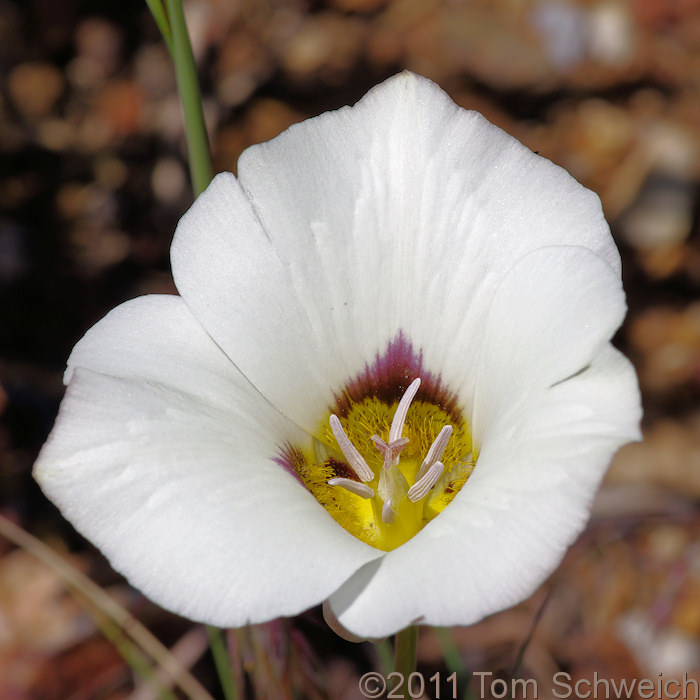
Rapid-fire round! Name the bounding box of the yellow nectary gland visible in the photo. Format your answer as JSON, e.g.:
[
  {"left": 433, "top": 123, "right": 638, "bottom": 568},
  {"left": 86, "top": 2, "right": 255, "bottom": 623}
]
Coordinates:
[{"left": 293, "top": 394, "right": 474, "bottom": 551}]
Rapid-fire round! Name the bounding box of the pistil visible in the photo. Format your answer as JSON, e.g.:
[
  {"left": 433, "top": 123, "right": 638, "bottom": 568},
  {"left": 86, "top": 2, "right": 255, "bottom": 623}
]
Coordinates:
[{"left": 371, "top": 435, "right": 409, "bottom": 472}]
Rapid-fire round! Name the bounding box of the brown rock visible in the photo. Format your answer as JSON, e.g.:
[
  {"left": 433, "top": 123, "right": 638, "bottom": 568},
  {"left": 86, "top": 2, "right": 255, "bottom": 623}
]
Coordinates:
[
  {"left": 281, "top": 13, "right": 366, "bottom": 82},
  {"left": 608, "top": 419, "right": 700, "bottom": 499},
  {"left": 95, "top": 81, "right": 145, "bottom": 138},
  {"left": 7, "top": 62, "right": 64, "bottom": 119}
]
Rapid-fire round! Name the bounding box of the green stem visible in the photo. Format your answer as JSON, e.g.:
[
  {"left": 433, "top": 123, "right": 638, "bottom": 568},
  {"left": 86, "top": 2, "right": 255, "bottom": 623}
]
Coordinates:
[
  {"left": 374, "top": 638, "right": 394, "bottom": 676},
  {"left": 144, "top": 0, "right": 173, "bottom": 53},
  {"left": 393, "top": 625, "right": 419, "bottom": 679},
  {"left": 434, "top": 627, "right": 475, "bottom": 700},
  {"left": 206, "top": 625, "right": 238, "bottom": 700},
  {"left": 165, "top": 0, "right": 213, "bottom": 195},
  {"left": 434, "top": 627, "right": 466, "bottom": 676}
]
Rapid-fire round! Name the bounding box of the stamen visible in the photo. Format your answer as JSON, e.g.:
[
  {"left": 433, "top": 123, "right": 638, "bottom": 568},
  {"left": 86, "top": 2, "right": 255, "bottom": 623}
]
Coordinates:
[
  {"left": 388, "top": 377, "right": 421, "bottom": 444},
  {"left": 292, "top": 376, "right": 473, "bottom": 550},
  {"left": 416, "top": 424, "right": 453, "bottom": 481},
  {"left": 408, "top": 460, "right": 445, "bottom": 502},
  {"left": 329, "top": 414, "right": 374, "bottom": 482},
  {"left": 328, "top": 478, "right": 375, "bottom": 499},
  {"left": 382, "top": 499, "right": 395, "bottom": 523},
  {"left": 371, "top": 435, "right": 409, "bottom": 472}
]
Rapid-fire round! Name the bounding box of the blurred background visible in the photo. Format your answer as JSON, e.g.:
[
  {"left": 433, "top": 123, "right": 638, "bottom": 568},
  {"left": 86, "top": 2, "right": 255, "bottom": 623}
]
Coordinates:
[{"left": 0, "top": 0, "right": 699, "bottom": 697}]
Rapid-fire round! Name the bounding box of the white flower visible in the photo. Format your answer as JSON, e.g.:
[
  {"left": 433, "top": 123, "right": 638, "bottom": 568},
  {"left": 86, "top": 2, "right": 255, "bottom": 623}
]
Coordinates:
[{"left": 34, "top": 72, "right": 641, "bottom": 640}]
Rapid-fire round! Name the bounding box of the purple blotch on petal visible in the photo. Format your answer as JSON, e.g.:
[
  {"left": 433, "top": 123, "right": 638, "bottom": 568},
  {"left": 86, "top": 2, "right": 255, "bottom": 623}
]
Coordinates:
[
  {"left": 274, "top": 445, "right": 358, "bottom": 484},
  {"left": 274, "top": 444, "right": 306, "bottom": 483},
  {"left": 333, "top": 331, "right": 460, "bottom": 421},
  {"left": 325, "top": 457, "right": 361, "bottom": 482}
]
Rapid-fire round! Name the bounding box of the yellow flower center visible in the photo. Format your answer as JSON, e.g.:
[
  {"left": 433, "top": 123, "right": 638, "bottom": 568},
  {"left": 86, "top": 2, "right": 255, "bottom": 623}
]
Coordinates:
[{"left": 290, "top": 378, "right": 475, "bottom": 551}]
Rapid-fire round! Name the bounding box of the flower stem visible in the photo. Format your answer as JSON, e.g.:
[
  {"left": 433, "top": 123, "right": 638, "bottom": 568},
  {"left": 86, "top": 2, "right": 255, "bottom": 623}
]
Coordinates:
[
  {"left": 206, "top": 625, "right": 238, "bottom": 700},
  {"left": 435, "top": 627, "right": 476, "bottom": 700},
  {"left": 164, "top": 0, "right": 213, "bottom": 196},
  {"left": 374, "top": 637, "right": 394, "bottom": 676},
  {"left": 144, "top": 0, "right": 173, "bottom": 53},
  {"left": 393, "top": 625, "right": 419, "bottom": 679}
]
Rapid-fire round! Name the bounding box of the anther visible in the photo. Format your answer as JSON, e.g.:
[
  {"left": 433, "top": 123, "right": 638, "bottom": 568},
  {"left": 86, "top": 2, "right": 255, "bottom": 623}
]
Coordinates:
[
  {"left": 328, "top": 478, "right": 375, "bottom": 499},
  {"left": 416, "top": 425, "right": 453, "bottom": 481},
  {"left": 408, "top": 460, "right": 445, "bottom": 502},
  {"left": 329, "top": 414, "right": 374, "bottom": 482},
  {"left": 388, "top": 378, "right": 421, "bottom": 444}
]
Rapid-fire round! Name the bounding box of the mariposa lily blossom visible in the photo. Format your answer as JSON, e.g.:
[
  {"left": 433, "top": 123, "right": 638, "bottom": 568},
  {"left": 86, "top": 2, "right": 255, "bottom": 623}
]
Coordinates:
[{"left": 34, "top": 72, "right": 641, "bottom": 640}]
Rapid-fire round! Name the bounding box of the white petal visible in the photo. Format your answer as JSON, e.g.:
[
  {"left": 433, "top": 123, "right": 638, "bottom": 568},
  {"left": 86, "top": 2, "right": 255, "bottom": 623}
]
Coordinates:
[
  {"left": 172, "top": 72, "right": 619, "bottom": 430},
  {"left": 328, "top": 345, "right": 641, "bottom": 638},
  {"left": 64, "top": 294, "right": 262, "bottom": 410},
  {"left": 35, "top": 296, "right": 379, "bottom": 626},
  {"left": 471, "top": 245, "right": 627, "bottom": 443}
]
